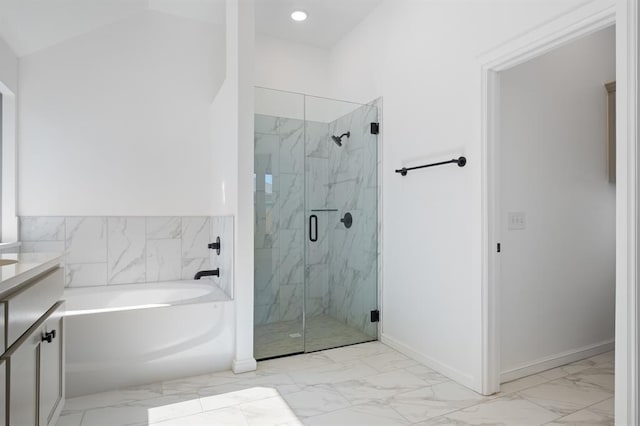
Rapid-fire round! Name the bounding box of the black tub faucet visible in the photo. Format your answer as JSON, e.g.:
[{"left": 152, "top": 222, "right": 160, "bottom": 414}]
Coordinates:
[{"left": 194, "top": 268, "right": 220, "bottom": 280}]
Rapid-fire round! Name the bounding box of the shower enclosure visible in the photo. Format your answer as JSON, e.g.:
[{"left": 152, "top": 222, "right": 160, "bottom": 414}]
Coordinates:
[{"left": 254, "top": 87, "right": 379, "bottom": 359}]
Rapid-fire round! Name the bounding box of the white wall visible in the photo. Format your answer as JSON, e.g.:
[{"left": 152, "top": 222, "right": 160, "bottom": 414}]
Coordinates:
[
  {"left": 212, "top": 0, "right": 256, "bottom": 373},
  {"left": 255, "top": 34, "right": 330, "bottom": 97},
  {"left": 499, "top": 27, "right": 616, "bottom": 378},
  {"left": 18, "top": 10, "right": 225, "bottom": 216},
  {"left": 0, "top": 37, "right": 18, "bottom": 93},
  {"left": 327, "top": 0, "right": 595, "bottom": 390},
  {"left": 0, "top": 37, "right": 18, "bottom": 242}
]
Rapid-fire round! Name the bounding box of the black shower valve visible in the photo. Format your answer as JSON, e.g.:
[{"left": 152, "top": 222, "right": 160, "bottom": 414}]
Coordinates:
[{"left": 208, "top": 236, "right": 221, "bottom": 255}]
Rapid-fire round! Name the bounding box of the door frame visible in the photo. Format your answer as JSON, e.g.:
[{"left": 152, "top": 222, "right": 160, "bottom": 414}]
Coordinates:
[{"left": 479, "top": 0, "right": 638, "bottom": 423}]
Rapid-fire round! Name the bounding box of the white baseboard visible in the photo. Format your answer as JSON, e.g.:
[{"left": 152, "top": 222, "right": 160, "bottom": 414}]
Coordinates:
[
  {"left": 232, "top": 357, "right": 257, "bottom": 374},
  {"left": 381, "top": 333, "right": 477, "bottom": 391},
  {"left": 500, "top": 339, "right": 614, "bottom": 383}
]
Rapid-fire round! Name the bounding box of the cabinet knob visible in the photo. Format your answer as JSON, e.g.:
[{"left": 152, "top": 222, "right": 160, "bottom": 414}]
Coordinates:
[{"left": 41, "top": 330, "right": 56, "bottom": 343}]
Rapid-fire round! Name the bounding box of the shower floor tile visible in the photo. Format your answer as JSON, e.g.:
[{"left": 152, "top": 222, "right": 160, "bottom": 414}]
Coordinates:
[{"left": 254, "top": 314, "right": 376, "bottom": 360}]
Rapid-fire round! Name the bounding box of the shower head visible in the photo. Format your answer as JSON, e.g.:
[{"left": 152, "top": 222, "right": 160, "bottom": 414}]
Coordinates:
[{"left": 331, "top": 131, "right": 350, "bottom": 147}]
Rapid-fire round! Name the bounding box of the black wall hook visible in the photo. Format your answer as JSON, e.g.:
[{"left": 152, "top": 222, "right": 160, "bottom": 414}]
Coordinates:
[{"left": 396, "top": 156, "right": 467, "bottom": 176}]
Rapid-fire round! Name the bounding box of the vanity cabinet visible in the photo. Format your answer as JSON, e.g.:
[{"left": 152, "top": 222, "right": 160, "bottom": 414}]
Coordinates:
[
  {"left": 0, "top": 361, "right": 5, "bottom": 426},
  {"left": 0, "top": 266, "right": 64, "bottom": 426},
  {"left": 6, "top": 322, "right": 39, "bottom": 426},
  {"left": 39, "top": 305, "right": 64, "bottom": 426}
]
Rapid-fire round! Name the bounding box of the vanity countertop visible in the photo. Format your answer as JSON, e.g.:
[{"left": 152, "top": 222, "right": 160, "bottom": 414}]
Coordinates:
[{"left": 0, "top": 252, "right": 63, "bottom": 298}]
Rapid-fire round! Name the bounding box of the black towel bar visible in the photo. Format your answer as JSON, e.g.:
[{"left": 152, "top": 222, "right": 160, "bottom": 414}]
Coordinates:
[{"left": 396, "top": 156, "right": 466, "bottom": 176}]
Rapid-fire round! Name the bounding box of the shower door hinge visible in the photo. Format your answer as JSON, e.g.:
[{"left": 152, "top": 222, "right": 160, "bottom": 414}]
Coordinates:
[
  {"left": 370, "top": 310, "right": 380, "bottom": 323},
  {"left": 370, "top": 122, "right": 380, "bottom": 135},
  {"left": 497, "top": 243, "right": 501, "bottom": 253}
]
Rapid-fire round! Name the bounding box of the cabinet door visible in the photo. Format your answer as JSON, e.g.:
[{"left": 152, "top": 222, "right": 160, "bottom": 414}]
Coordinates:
[
  {"left": 0, "top": 360, "right": 6, "bottom": 426},
  {"left": 7, "top": 327, "right": 39, "bottom": 426},
  {"left": 39, "top": 304, "right": 64, "bottom": 426}
]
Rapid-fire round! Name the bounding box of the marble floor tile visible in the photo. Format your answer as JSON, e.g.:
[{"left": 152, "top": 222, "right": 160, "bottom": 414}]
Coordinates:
[
  {"left": 304, "top": 402, "right": 409, "bottom": 426},
  {"left": 333, "top": 369, "right": 431, "bottom": 405},
  {"left": 199, "top": 386, "right": 281, "bottom": 412},
  {"left": 287, "top": 359, "right": 379, "bottom": 387},
  {"left": 568, "top": 367, "right": 615, "bottom": 392},
  {"left": 56, "top": 347, "right": 615, "bottom": 426},
  {"left": 56, "top": 413, "right": 84, "bottom": 426},
  {"left": 63, "top": 386, "right": 164, "bottom": 414},
  {"left": 538, "top": 358, "right": 598, "bottom": 381},
  {"left": 496, "top": 374, "right": 549, "bottom": 397},
  {"left": 430, "top": 394, "right": 559, "bottom": 425},
  {"left": 359, "top": 349, "right": 420, "bottom": 373},
  {"left": 402, "top": 365, "right": 451, "bottom": 386},
  {"left": 388, "top": 382, "right": 486, "bottom": 423},
  {"left": 519, "top": 377, "right": 613, "bottom": 416},
  {"left": 79, "top": 405, "right": 150, "bottom": 426},
  {"left": 151, "top": 406, "right": 250, "bottom": 425},
  {"left": 282, "top": 384, "right": 351, "bottom": 417},
  {"left": 546, "top": 402, "right": 614, "bottom": 425},
  {"left": 237, "top": 396, "right": 303, "bottom": 426}
]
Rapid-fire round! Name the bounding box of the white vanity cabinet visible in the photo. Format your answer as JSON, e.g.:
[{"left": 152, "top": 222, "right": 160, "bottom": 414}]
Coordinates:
[
  {"left": 0, "top": 360, "right": 5, "bottom": 426},
  {"left": 6, "top": 322, "right": 40, "bottom": 426},
  {"left": 39, "top": 304, "right": 64, "bottom": 426},
  {"left": 0, "top": 266, "right": 64, "bottom": 426}
]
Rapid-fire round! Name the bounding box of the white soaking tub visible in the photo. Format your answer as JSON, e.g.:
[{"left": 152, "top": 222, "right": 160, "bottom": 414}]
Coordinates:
[{"left": 64, "top": 281, "right": 234, "bottom": 397}]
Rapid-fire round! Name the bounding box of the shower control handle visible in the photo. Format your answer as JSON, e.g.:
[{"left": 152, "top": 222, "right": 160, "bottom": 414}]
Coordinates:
[
  {"left": 341, "top": 212, "right": 353, "bottom": 229},
  {"left": 309, "top": 215, "right": 318, "bottom": 242}
]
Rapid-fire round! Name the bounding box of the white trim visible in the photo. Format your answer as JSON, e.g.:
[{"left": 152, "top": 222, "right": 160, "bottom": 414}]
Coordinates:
[
  {"left": 615, "top": 1, "right": 639, "bottom": 424},
  {"left": 381, "top": 334, "right": 475, "bottom": 389},
  {"left": 479, "top": 0, "right": 618, "bottom": 397},
  {"left": 500, "top": 340, "right": 614, "bottom": 383},
  {"left": 232, "top": 357, "right": 257, "bottom": 374}
]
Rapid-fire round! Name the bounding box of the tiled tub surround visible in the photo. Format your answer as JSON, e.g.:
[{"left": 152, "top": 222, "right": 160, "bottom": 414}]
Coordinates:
[
  {"left": 19, "top": 216, "right": 234, "bottom": 297},
  {"left": 254, "top": 102, "right": 378, "bottom": 355}
]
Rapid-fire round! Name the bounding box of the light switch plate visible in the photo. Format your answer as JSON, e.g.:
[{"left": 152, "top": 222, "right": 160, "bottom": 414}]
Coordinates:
[{"left": 508, "top": 212, "right": 526, "bottom": 230}]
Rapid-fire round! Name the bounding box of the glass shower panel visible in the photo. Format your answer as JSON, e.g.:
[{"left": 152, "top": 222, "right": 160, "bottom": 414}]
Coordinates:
[
  {"left": 254, "top": 88, "right": 305, "bottom": 360},
  {"left": 304, "top": 95, "right": 379, "bottom": 352}
]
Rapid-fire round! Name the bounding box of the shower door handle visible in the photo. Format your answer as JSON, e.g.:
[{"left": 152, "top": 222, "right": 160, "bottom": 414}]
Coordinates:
[{"left": 309, "top": 215, "right": 318, "bottom": 242}]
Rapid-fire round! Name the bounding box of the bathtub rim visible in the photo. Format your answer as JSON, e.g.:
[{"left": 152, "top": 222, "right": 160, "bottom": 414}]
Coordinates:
[{"left": 63, "top": 280, "right": 232, "bottom": 317}]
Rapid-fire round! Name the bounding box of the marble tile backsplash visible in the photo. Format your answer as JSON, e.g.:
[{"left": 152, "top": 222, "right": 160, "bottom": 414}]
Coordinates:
[{"left": 19, "top": 216, "right": 234, "bottom": 296}]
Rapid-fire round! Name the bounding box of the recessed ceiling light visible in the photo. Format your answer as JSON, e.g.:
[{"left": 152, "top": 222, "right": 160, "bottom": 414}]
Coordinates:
[{"left": 291, "top": 10, "right": 307, "bottom": 22}]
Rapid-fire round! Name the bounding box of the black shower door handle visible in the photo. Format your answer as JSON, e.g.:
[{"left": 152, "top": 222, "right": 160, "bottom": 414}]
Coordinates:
[{"left": 309, "top": 215, "right": 318, "bottom": 242}]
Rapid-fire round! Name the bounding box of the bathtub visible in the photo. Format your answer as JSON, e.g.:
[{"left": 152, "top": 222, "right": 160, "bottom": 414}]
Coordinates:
[{"left": 64, "top": 281, "right": 234, "bottom": 397}]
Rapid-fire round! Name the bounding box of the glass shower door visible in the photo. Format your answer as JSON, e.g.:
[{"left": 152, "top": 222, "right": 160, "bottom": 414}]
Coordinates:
[
  {"left": 254, "top": 88, "right": 306, "bottom": 360},
  {"left": 304, "top": 95, "right": 379, "bottom": 352},
  {"left": 253, "top": 88, "right": 379, "bottom": 360}
]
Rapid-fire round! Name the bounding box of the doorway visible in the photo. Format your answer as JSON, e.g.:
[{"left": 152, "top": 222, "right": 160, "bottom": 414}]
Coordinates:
[{"left": 497, "top": 26, "right": 616, "bottom": 386}]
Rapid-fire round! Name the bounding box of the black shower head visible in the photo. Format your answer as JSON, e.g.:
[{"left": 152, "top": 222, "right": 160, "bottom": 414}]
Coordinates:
[{"left": 331, "top": 131, "right": 350, "bottom": 147}]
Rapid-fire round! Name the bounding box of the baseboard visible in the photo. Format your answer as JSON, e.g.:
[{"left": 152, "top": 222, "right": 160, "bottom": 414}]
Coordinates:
[
  {"left": 381, "top": 333, "right": 476, "bottom": 390},
  {"left": 232, "top": 357, "right": 257, "bottom": 374},
  {"left": 500, "top": 339, "right": 614, "bottom": 383}
]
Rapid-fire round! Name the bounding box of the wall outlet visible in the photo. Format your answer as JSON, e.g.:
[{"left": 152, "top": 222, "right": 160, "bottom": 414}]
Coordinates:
[{"left": 508, "top": 212, "right": 526, "bottom": 230}]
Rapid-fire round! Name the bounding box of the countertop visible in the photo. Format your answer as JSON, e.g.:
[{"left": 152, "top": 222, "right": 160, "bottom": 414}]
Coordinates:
[{"left": 0, "top": 252, "right": 63, "bottom": 298}]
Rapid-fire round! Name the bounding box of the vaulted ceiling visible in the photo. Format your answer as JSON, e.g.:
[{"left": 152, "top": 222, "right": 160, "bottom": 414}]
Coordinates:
[{"left": 0, "top": 0, "right": 382, "bottom": 57}]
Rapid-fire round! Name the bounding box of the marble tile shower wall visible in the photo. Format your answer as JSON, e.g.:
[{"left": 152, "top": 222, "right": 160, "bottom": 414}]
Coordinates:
[
  {"left": 19, "top": 216, "right": 234, "bottom": 296},
  {"left": 327, "top": 104, "right": 379, "bottom": 338},
  {"left": 254, "top": 114, "right": 330, "bottom": 325}
]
